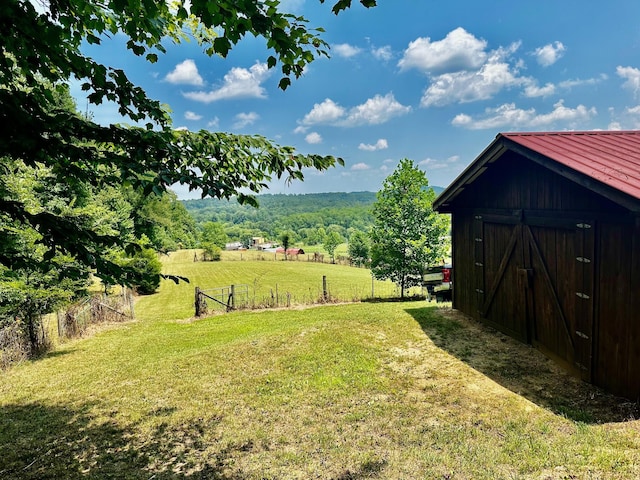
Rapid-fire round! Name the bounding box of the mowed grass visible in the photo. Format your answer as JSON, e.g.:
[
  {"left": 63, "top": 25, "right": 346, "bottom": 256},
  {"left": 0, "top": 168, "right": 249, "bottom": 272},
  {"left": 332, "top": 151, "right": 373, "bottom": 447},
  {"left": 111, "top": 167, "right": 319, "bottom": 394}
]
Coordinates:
[{"left": 1, "top": 258, "right": 639, "bottom": 479}]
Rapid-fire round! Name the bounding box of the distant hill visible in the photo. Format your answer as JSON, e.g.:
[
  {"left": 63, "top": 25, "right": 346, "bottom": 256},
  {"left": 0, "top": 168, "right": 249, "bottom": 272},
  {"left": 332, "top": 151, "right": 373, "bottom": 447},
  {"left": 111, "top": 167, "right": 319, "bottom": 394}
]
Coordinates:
[{"left": 182, "top": 189, "right": 445, "bottom": 244}]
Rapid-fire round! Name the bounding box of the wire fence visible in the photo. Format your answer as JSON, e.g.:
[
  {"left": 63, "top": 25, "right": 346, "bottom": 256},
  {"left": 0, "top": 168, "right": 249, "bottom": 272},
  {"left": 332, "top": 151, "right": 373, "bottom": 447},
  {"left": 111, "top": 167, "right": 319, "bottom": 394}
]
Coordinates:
[
  {"left": 57, "top": 288, "right": 135, "bottom": 340},
  {"left": 195, "top": 276, "right": 426, "bottom": 316}
]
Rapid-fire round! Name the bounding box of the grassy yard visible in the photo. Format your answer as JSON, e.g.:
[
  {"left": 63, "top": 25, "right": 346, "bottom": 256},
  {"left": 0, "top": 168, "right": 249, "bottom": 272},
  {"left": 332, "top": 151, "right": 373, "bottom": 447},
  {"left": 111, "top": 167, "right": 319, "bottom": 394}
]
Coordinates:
[{"left": 1, "top": 258, "right": 639, "bottom": 479}]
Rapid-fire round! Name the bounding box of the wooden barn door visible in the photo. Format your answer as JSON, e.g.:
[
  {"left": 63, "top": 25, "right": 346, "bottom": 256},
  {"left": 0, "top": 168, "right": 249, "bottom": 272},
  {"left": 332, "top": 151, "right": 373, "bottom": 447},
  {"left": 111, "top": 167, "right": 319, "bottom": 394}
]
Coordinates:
[
  {"left": 475, "top": 214, "right": 595, "bottom": 380},
  {"left": 474, "top": 214, "right": 528, "bottom": 342},
  {"left": 524, "top": 219, "right": 595, "bottom": 380}
]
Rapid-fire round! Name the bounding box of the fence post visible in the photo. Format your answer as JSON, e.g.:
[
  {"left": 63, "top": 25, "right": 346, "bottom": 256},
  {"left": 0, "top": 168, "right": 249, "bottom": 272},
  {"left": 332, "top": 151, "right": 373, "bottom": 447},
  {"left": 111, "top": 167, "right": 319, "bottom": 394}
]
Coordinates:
[
  {"left": 195, "top": 287, "right": 201, "bottom": 317},
  {"left": 230, "top": 284, "right": 235, "bottom": 310},
  {"left": 371, "top": 274, "right": 374, "bottom": 299},
  {"left": 323, "top": 275, "right": 328, "bottom": 302}
]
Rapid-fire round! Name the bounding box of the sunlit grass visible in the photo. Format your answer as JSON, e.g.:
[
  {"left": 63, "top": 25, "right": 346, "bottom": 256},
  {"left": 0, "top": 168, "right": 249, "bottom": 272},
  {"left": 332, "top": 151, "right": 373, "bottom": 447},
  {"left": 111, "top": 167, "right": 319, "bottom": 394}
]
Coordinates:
[{"left": 1, "top": 258, "right": 639, "bottom": 479}]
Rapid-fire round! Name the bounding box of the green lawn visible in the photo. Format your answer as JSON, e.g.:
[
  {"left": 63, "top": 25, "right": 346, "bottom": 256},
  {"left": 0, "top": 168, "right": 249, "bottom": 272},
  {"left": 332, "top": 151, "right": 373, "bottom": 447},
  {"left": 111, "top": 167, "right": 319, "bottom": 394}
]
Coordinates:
[{"left": 1, "top": 257, "right": 639, "bottom": 479}]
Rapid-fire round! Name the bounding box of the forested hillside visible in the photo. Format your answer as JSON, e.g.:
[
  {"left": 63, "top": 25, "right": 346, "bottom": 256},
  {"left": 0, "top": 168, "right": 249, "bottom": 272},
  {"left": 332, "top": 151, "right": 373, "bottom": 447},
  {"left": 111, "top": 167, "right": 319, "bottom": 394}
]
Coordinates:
[{"left": 182, "top": 189, "right": 444, "bottom": 245}]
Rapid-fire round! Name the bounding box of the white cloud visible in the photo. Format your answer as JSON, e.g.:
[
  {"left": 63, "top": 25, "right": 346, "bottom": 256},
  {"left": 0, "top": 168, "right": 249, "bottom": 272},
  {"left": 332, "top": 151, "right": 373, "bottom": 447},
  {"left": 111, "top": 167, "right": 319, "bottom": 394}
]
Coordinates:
[
  {"left": 421, "top": 45, "right": 525, "bottom": 107},
  {"left": 333, "top": 43, "right": 362, "bottom": 58},
  {"left": 305, "top": 132, "right": 323, "bottom": 144},
  {"left": 233, "top": 111, "right": 259, "bottom": 129},
  {"left": 617, "top": 66, "right": 640, "bottom": 99},
  {"left": 372, "top": 45, "right": 393, "bottom": 61},
  {"left": 451, "top": 100, "right": 596, "bottom": 130},
  {"left": 351, "top": 162, "right": 370, "bottom": 171},
  {"left": 399, "top": 27, "right": 538, "bottom": 107},
  {"left": 343, "top": 93, "right": 411, "bottom": 126},
  {"left": 419, "top": 155, "right": 461, "bottom": 170},
  {"left": 293, "top": 125, "right": 308, "bottom": 134},
  {"left": 302, "top": 99, "right": 346, "bottom": 125},
  {"left": 183, "top": 62, "right": 271, "bottom": 103},
  {"left": 523, "top": 82, "right": 556, "bottom": 98},
  {"left": 184, "top": 111, "right": 202, "bottom": 121},
  {"left": 524, "top": 75, "right": 607, "bottom": 98},
  {"left": 207, "top": 117, "right": 220, "bottom": 128},
  {"left": 605, "top": 105, "right": 640, "bottom": 130},
  {"left": 165, "top": 59, "right": 204, "bottom": 86},
  {"left": 302, "top": 94, "right": 410, "bottom": 127},
  {"left": 558, "top": 75, "right": 607, "bottom": 89},
  {"left": 534, "top": 41, "right": 566, "bottom": 67},
  {"left": 358, "top": 138, "right": 388, "bottom": 151},
  {"left": 398, "top": 27, "right": 488, "bottom": 73}
]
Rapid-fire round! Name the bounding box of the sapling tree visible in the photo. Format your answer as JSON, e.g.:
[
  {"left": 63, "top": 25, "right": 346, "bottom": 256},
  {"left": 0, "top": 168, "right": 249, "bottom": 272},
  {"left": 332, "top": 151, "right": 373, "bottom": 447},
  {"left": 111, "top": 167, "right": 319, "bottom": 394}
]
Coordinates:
[{"left": 370, "top": 159, "right": 449, "bottom": 298}]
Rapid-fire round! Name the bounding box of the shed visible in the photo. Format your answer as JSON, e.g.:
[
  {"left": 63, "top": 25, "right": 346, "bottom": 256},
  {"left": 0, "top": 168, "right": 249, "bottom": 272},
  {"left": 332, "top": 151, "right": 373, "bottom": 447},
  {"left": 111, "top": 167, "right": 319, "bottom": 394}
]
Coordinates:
[{"left": 434, "top": 131, "right": 640, "bottom": 399}]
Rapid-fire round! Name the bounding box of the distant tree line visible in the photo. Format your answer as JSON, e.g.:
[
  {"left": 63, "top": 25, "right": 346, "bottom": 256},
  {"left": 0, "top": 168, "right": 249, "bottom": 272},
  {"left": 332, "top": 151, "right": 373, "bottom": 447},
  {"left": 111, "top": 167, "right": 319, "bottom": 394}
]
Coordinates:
[{"left": 183, "top": 192, "right": 378, "bottom": 247}]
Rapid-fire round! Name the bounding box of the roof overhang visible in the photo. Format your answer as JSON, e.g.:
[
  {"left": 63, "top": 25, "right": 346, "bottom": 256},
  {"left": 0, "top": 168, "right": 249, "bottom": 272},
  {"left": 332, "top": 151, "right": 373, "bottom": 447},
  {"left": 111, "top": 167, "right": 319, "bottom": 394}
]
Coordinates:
[{"left": 434, "top": 133, "right": 640, "bottom": 214}]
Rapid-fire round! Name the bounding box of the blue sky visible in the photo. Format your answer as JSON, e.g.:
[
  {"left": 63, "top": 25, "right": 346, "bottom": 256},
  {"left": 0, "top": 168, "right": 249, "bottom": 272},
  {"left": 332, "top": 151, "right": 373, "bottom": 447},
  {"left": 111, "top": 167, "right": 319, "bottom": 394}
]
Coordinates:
[{"left": 74, "top": 0, "right": 640, "bottom": 198}]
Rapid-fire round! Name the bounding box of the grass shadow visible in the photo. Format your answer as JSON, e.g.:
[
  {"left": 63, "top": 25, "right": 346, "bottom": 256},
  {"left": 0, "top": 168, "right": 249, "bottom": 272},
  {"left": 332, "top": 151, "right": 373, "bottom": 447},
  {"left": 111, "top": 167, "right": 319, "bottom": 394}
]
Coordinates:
[
  {"left": 406, "top": 306, "right": 639, "bottom": 424},
  {"left": 361, "top": 295, "right": 426, "bottom": 304},
  {"left": 0, "top": 402, "right": 245, "bottom": 479}
]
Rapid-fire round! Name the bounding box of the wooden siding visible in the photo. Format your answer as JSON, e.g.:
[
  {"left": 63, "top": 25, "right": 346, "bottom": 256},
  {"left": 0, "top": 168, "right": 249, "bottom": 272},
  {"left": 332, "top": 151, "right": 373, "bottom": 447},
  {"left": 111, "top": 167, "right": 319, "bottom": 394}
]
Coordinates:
[
  {"left": 594, "top": 222, "right": 640, "bottom": 398},
  {"left": 452, "top": 152, "right": 627, "bottom": 213}
]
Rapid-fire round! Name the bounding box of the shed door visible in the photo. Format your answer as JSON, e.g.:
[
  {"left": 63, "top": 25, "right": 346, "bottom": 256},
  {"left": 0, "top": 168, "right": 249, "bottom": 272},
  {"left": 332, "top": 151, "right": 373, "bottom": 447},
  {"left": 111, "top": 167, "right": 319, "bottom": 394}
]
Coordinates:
[{"left": 475, "top": 215, "right": 595, "bottom": 380}]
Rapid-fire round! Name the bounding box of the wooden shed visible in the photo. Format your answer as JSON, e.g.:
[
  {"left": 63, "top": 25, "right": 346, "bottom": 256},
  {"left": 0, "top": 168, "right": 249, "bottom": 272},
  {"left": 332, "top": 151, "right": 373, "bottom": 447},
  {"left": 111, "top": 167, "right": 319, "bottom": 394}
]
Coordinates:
[{"left": 434, "top": 131, "right": 640, "bottom": 399}]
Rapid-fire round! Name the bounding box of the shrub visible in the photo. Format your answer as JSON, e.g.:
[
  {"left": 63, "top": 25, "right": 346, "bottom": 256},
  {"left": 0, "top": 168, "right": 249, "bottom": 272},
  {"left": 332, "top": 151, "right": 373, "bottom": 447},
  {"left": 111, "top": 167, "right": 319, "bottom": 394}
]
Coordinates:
[{"left": 201, "top": 242, "right": 222, "bottom": 262}]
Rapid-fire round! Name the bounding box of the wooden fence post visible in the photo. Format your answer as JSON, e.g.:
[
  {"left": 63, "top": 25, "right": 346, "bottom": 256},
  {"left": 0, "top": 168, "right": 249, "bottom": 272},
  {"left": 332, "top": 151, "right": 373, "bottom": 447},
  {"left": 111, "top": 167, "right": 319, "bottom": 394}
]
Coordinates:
[
  {"left": 195, "top": 287, "right": 201, "bottom": 317},
  {"left": 323, "top": 275, "right": 328, "bottom": 302}
]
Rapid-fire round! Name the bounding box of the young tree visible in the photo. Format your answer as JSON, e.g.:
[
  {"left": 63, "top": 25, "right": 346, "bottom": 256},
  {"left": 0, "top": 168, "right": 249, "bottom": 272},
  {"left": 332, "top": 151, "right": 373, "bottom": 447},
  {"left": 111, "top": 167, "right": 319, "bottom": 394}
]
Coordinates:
[
  {"left": 370, "top": 159, "right": 449, "bottom": 298},
  {"left": 200, "top": 222, "right": 228, "bottom": 249},
  {"left": 0, "top": 0, "right": 377, "bottom": 287},
  {"left": 348, "top": 231, "right": 370, "bottom": 267},
  {"left": 279, "top": 231, "right": 293, "bottom": 260},
  {"left": 324, "top": 231, "right": 343, "bottom": 264}
]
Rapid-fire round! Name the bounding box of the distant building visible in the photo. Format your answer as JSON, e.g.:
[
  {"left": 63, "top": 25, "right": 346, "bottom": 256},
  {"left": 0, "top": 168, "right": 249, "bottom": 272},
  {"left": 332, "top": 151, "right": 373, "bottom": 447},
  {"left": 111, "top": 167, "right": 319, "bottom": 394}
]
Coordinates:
[
  {"left": 225, "top": 242, "right": 243, "bottom": 251},
  {"left": 251, "top": 237, "right": 265, "bottom": 248},
  {"left": 276, "top": 247, "right": 305, "bottom": 255}
]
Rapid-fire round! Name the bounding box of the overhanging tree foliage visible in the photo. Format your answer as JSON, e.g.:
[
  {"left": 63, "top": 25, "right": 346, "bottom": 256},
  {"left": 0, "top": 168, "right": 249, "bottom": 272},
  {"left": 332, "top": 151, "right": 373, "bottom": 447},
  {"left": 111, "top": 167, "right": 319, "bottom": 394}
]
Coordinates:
[
  {"left": 370, "top": 159, "right": 449, "bottom": 298},
  {"left": 0, "top": 0, "right": 377, "bottom": 285}
]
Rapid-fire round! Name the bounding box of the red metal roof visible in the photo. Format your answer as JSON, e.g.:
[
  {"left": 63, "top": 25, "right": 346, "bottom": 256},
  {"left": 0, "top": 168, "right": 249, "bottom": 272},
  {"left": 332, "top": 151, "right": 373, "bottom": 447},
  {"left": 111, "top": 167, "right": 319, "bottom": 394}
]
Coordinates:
[{"left": 501, "top": 131, "right": 640, "bottom": 201}]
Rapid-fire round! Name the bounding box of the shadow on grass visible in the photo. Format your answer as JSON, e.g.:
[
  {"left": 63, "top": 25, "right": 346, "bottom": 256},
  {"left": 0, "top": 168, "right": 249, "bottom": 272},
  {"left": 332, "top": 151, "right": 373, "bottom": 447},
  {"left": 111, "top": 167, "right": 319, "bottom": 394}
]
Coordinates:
[
  {"left": 0, "top": 402, "right": 244, "bottom": 480},
  {"left": 361, "top": 295, "right": 426, "bottom": 303},
  {"left": 333, "top": 459, "right": 387, "bottom": 479},
  {"left": 406, "top": 306, "right": 639, "bottom": 424},
  {"left": 35, "top": 349, "right": 77, "bottom": 361}
]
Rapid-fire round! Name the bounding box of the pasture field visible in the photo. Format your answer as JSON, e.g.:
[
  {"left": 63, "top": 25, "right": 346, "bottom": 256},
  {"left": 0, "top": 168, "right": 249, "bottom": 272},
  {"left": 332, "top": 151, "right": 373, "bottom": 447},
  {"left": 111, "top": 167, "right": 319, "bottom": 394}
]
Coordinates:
[
  {"left": 140, "top": 249, "right": 419, "bottom": 321},
  {"left": 1, "top": 257, "right": 639, "bottom": 479}
]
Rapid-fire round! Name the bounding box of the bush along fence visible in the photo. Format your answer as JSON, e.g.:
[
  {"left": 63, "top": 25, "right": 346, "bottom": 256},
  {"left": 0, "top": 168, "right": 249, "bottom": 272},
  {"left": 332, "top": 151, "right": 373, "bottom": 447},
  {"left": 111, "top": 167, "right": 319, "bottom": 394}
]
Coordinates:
[
  {"left": 194, "top": 276, "right": 425, "bottom": 317},
  {"left": 57, "top": 288, "right": 135, "bottom": 340}
]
